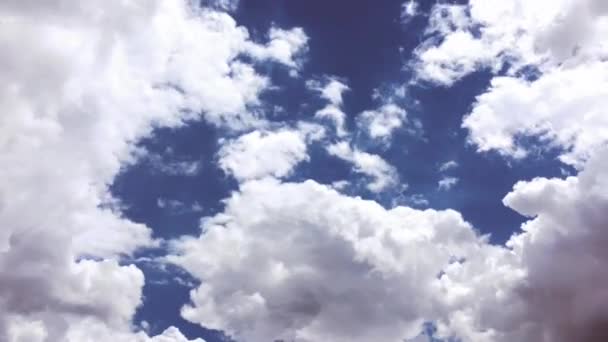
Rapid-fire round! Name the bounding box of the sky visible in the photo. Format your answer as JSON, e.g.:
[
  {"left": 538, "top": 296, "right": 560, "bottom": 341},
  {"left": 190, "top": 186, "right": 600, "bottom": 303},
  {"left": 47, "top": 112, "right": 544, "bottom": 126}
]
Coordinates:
[{"left": 1, "top": 0, "right": 608, "bottom": 342}]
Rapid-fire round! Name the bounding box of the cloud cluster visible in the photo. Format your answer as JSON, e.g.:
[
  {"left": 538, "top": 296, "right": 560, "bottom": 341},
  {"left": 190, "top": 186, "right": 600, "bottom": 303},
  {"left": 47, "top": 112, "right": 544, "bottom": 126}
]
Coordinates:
[
  {"left": 0, "top": 0, "right": 307, "bottom": 340},
  {"left": 498, "top": 147, "right": 608, "bottom": 342},
  {"left": 169, "top": 178, "right": 487, "bottom": 342},
  {"left": 418, "top": 0, "right": 608, "bottom": 166},
  {"left": 175, "top": 151, "right": 608, "bottom": 341},
  {"left": 410, "top": 1, "right": 608, "bottom": 341},
  {"left": 167, "top": 2, "right": 608, "bottom": 342},
  {"left": 415, "top": 0, "right": 608, "bottom": 86},
  {"left": 5, "top": 0, "right": 608, "bottom": 341},
  {"left": 463, "top": 61, "right": 608, "bottom": 166}
]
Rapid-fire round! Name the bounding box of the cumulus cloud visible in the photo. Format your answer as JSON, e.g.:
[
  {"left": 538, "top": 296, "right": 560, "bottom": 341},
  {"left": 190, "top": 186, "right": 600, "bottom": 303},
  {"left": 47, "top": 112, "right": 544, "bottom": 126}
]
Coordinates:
[
  {"left": 169, "top": 178, "right": 487, "bottom": 342},
  {"left": 0, "top": 0, "right": 307, "bottom": 340},
  {"left": 6, "top": 0, "right": 607, "bottom": 341},
  {"left": 414, "top": 0, "right": 608, "bottom": 85},
  {"left": 159, "top": 2, "right": 608, "bottom": 342},
  {"left": 357, "top": 103, "right": 407, "bottom": 143},
  {"left": 427, "top": 147, "right": 608, "bottom": 342},
  {"left": 245, "top": 27, "right": 309, "bottom": 72},
  {"left": 308, "top": 77, "right": 350, "bottom": 136},
  {"left": 327, "top": 142, "right": 399, "bottom": 192},
  {"left": 173, "top": 172, "right": 607, "bottom": 342},
  {"left": 218, "top": 124, "right": 324, "bottom": 182},
  {"left": 463, "top": 61, "right": 608, "bottom": 166},
  {"left": 168, "top": 145, "right": 608, "bottom": 342},
  {"left": 497, "top": 147, "right": 608, "bottom": 342},
  {"left": 437, "top": 177, "right": 459, "bottom": 191},
  {"left": 414, "top": 0, "right": 608, "bottom": 167},
  {"left": 410, "top": 2, "right": 608, "bottom": 340}
]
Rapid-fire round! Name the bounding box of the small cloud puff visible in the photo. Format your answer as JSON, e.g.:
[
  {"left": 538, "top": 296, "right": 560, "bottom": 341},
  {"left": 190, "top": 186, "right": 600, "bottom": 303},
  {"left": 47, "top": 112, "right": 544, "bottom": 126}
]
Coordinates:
[{"left": 438, "top": 176, "right": 459, "bottom": 191}]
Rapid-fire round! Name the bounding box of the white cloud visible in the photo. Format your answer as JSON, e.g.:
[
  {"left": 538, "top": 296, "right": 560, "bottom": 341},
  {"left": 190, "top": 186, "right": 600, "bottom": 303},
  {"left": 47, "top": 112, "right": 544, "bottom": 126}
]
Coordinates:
[
  {"left": 315, "top": 105, "right": 348, "bottom": 137},
  {"left": 414, "top": 0, "right": 608, "bottom": 85},
  {"left": 496, "top": 147, "right": 608, "bottom": 342},
  {"left": 357, "top": 103, "right": 407, "bottom": 142},
  {"left": 169, "top": 178, "right": 486, "bottom": 342},
  {"left": 438, "top": 160, "right": 459, "bottom": 172},
  {"left": 0, "top": 260, "right": 184, "bottom": 341},
  {"left": 415, "top": 30, "right": 495, "bottom": 86},
  {"left": 431, "top": 147, "right": 608, "bottom": 342},
  {"left": 415, "top": 0, "right": 608, "bottom": 168},
  {"left": 308, "top": 77, "right": 350, "bottom": 106},
  {"left": 405, "top": 3, "right": 608, "bottom": 341},
  {"left": 245, "top": 27, "right": 309, "bottom": 72},
  {"left": 308, "top": 77, "right": 350, "bottom": 136},
  {"left": 463, "top": 61, "right": 608, "bottom": 166},
  {"left": 327, "top": 142, "right": 399, "bottom": 192},
  {"left": 401, "top": 0, "right": 419, "bottom": 23},
  {"left": 438, "top": 177, "right": 459, "bottom": 191},
  {"left": 62, "top": 320, "right": 207, "bottom": 342},
  {"left": 167, "top": 150, "right": 608, "bottom": 342},
  {"left": 5, "top": 0, "right": 607, "bottom": 341},
  {"left": 0, "top": 0, "right": 306, "bottom": 339},
  {"left": 218, "top": 125, "right": 323, "bottom": 182}
]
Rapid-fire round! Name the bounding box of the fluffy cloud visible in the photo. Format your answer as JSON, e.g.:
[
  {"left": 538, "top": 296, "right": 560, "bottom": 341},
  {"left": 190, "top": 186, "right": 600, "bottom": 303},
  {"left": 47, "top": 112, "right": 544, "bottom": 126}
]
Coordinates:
[
  {"left": 0, "top": 0, "right": 306, "bottom": 340},
  {"left": 357, "top": 103, "right": 407, "bottom": 142},
  {"left": 430, "top": 147, "right": 608, "bottom": 342},
  {"left": 308, "top": 77, "right": 350, "bottom": 136},
  {"left": 169, "top": 178, "right": 487, "bottom": 342},
  {"left": 463, "top": 61, "right": 608, "bottom": 166},
  {"left": 499, "top": 147, "right": 608, "bottom": 342},
  {"left": 411, "top": 3, "right": 608, "bottom": 339},
  {"left": 245, "top": 27, "right": 309, "bottom": 72},
  {"left": 414, "top": 4, "right": 494, "bottom": 85},
  {"left": 218, "top": 124, "right": 323, "bottom": 181},
  {"left": 414, "top": 0, "right": 608, "bottom": 85},
  {"left": 437, "top": 177, "right": 459, "bottom": 191},
  {"left": 162, "top": 2, "right": 608, "bottom": 342},
  {"left": 414, "top": 0, "right": 608, "bottom": 167},
  {"left": 327, "top": 142, "right": 399, "bottom": 192},
  {"left": 169, "top": 144, "right": 608, "bottom": 342},
  {"left": 6, "top": 0, "right": 607, "bottom": 341}
]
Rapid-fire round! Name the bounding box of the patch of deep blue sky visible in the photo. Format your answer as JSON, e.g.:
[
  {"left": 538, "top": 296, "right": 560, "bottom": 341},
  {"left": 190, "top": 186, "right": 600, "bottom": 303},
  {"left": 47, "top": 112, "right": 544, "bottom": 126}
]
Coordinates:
[{"left": 111, "top": 0, "right": 566, "bottom": 340}]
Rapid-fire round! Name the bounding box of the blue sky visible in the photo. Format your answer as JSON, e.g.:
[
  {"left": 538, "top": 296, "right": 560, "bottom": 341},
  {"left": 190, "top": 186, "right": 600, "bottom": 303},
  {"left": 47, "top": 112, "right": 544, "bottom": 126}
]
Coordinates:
[{"left": 3, "top": 0, "right": 608, "bottom": 342}]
